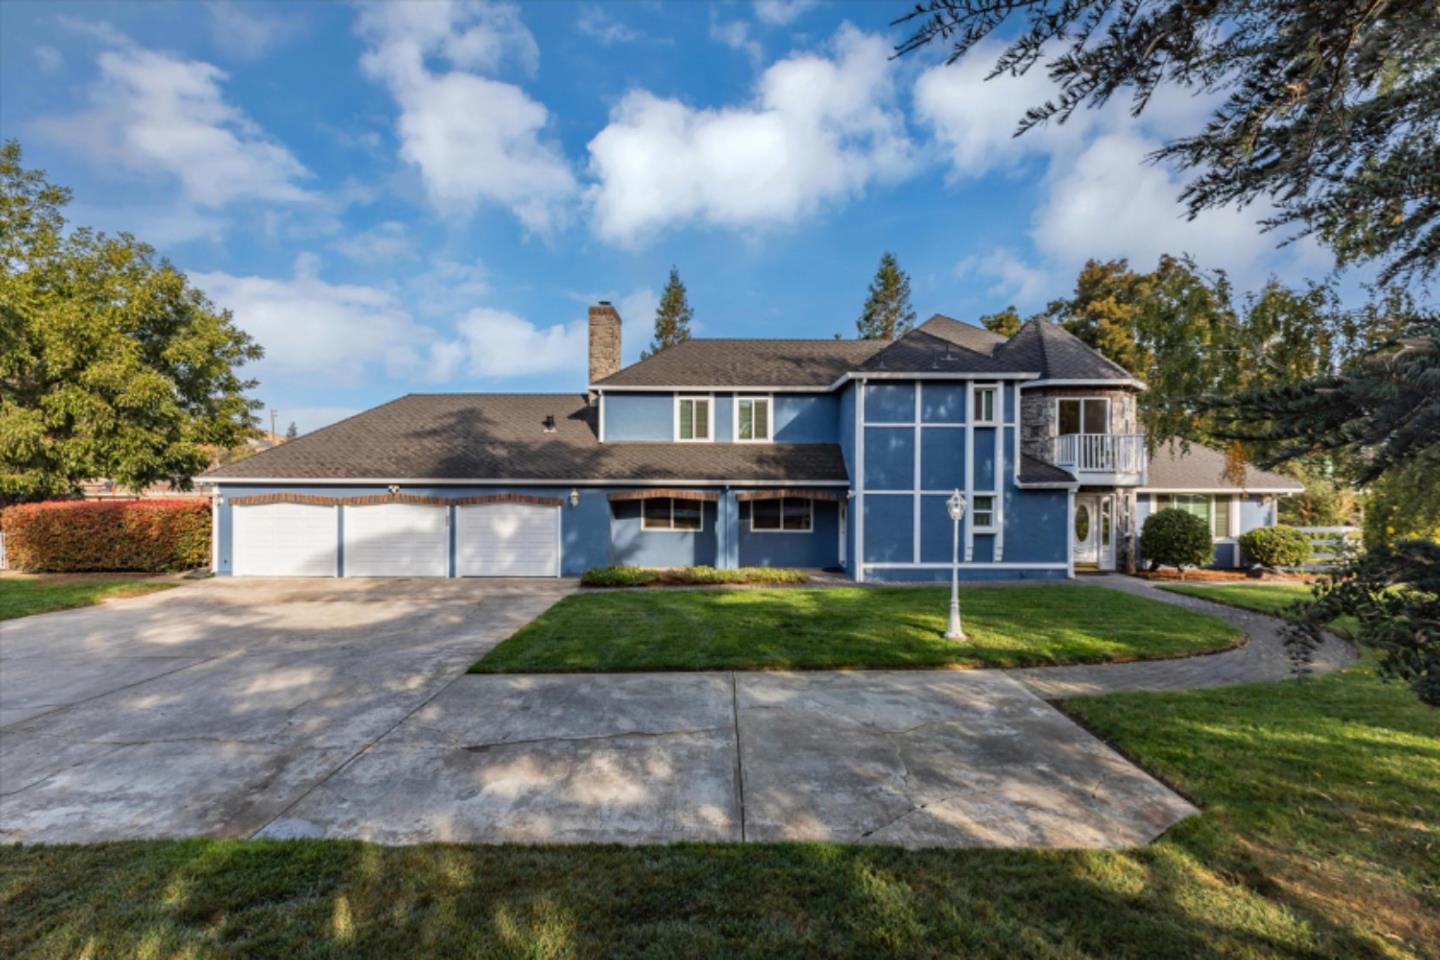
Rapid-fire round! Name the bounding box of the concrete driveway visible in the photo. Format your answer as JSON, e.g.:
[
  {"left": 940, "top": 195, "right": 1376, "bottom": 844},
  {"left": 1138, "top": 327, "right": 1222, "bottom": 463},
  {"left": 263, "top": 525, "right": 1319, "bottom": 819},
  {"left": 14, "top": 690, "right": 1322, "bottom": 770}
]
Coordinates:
[{"left": 1, "top": 579, "right": 1195, "bottom": 848}]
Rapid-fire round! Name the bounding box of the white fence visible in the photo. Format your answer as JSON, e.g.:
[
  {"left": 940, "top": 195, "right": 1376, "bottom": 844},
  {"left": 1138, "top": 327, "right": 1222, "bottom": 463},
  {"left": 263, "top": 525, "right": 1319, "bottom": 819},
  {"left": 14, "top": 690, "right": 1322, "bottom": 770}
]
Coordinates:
[{"left": 1296, "top": 526, "right": 1362, "bottom": 568}]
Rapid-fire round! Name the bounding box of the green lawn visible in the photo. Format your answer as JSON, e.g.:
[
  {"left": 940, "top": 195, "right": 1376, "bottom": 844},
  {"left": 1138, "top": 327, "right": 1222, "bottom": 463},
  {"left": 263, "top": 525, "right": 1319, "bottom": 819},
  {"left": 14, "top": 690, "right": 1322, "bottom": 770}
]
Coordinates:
[
  {"left": 1158, "top": 582, "right": 1361, "bottom": 639},
  {"left": 3, "top": 661, "right": 1434, "bottom": 959},
  {"left": 0, "top": 576, "right": 174, "bottom": 620},
  {"left": 471, "top": 584, "right": 1243, "bottom": 673}
]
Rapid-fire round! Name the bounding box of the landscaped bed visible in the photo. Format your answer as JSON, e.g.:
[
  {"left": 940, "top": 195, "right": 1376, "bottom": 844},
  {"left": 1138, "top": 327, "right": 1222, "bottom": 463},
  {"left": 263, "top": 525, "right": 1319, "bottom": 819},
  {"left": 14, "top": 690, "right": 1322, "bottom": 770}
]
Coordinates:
[
  {"left": 580, "top": 565, "right": 808, "bottom": 587},
  {"left": 0, "top": 575, "right": 175, "bottom": 621},
  {"left": 470, "top": 584, "right": 1244, "bottom": 673},
  {"left": 3, "top": 660, "right": 1434, "bottom": 959},
  {"left": 1157, "top": 582, "right": 1360, "bottom": 639}
]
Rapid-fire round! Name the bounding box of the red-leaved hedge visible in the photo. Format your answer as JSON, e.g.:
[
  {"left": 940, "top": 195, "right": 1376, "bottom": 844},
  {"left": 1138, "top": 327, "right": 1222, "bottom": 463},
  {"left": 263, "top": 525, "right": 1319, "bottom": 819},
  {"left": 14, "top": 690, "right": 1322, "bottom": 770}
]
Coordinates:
[{"left": 0, "top": 499, "right": 211, "bottom": 573}]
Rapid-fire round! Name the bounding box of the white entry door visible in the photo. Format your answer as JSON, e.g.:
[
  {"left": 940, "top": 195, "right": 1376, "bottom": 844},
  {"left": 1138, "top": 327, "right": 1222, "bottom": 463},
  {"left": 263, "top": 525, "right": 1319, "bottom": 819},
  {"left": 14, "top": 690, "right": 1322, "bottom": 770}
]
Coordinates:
[
  {"left": 343, "top": 503, "right": 449, "bottom": 577},
  {"left": 457, "top": 503, "right": 560, "bottom": 577},
  {"left": 233, "top": 502, "right": 337, "bottom": 576},
  {"left": 1072, "top": 495, "right": 1115, "bottom": 570}
]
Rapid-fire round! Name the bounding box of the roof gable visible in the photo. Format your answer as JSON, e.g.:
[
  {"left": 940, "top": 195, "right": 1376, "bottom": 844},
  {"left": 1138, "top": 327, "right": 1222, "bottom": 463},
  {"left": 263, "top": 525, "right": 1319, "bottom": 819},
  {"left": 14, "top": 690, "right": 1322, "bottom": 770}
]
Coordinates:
[
  {"left": 595, "top": 338, "right": 885, "bottom": 388},
  {"left": 1146, "top": 441, "right": 1304, "bottom": 492},
  {"left": 994, "top": 318, "right": 1134, "bottom": 381}
]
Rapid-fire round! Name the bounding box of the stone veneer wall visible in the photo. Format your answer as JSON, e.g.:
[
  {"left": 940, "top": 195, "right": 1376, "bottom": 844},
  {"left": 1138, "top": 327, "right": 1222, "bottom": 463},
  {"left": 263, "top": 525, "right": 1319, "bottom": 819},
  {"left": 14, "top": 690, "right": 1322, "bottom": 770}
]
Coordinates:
[{"left": 1019, "top": 387, "right": 1141, "bottom": 464}]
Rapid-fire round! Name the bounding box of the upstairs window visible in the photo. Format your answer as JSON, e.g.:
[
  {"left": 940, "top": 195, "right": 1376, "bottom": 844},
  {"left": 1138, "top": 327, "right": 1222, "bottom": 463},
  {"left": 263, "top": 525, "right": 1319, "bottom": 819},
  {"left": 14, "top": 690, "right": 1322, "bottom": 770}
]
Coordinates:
[
  {"left": 736, "top": 397, "right": 771, "bottom": 441},
  {"left": 1057, "top": 398, "right": 1109, "bottom": 435},
  {"left": 974, "top": 386, "right": 998, "bottom": 424},
  {"left": 750, "top": 497, "right": 813, "bottom": 532},
  {"left": 676, "top": 396, "right": 711, "bottom": 441},
  {"left": 642, "top": 497, "right": 704, "bottom": 531},
  {"left": 971, "top": 495, "right": 996, "bottom": 530}
]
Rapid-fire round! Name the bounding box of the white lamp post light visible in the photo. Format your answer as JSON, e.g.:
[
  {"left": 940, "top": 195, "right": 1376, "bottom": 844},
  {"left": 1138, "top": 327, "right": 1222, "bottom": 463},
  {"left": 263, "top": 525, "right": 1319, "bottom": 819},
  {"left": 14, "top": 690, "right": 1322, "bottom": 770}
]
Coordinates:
[{"left": 946, "top": 489, "right": 967, "bottom": 641}]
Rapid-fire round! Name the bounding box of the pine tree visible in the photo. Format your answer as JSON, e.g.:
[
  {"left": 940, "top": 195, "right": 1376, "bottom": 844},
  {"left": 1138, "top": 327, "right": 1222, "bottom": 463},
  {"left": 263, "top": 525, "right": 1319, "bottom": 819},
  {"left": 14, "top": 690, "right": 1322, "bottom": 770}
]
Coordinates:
[
  {"left": 856, "top": 252, "right": 916, "bottom": 340},
  {"left": 285, "top": 422, "right": 298, "bottom": 440},
  {"left": 642, "top": 267, "right": 693, "bottom": 359}
]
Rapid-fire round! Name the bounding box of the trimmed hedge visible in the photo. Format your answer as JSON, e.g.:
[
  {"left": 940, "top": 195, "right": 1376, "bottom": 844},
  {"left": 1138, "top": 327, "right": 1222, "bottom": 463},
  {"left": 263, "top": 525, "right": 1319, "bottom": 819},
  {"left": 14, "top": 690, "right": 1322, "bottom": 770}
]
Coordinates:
[
  {"left": 1140, "top": 508, "right": 1214, "bottom": 572},
  {"left": 1239, "top": 524, "right": 1313, "bottom": 568},
  {"left": 0, "top": 499, "right": 210, "bottom": 573},
  {"left": 581, "top": 565, "right": 808, "bottom": 588}
]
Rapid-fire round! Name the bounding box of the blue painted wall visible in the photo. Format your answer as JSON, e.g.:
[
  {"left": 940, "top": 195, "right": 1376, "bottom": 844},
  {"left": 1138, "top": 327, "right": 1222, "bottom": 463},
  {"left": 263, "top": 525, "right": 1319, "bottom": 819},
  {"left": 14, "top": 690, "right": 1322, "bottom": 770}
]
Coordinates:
[
  {"left": 609, "top": 498, "right": 719, "bottom": 567},
  {"left": 863, "top": 494, "right": 913, "bottom": 563},
  {"left": 921, "top": 383, "right": 966, "bottom": 423},
  {"left": 920, "top": 428, "right": 965, "bottom": 491},
  {"left": 738, "top": 500, "right": 841, "bottom": 567},
  {"left": 1002, "top": 489, "right": 1069, "bottom": 563},
  {"left": 864, "top": 427, "right": 914, "bottom": 489},
  {"left": 774, "top": 393, "right": 839, "bottom": 442},
  {"left": 869, "top": 567, "right": 1069, "bottom": 583},
  {"left": 604, "top": 393, "right": 672, "bottom": 440}
]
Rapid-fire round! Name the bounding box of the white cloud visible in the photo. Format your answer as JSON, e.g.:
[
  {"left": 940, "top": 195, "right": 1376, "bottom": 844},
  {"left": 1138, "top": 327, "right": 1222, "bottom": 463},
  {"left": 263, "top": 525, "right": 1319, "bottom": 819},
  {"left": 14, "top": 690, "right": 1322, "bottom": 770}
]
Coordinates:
[
  {"left": 957, "top": 248, "right": 1054, "bottom": 305},
  {"left": 356, "top": 0, "right": 575, "bottom": 232},
  {"left": 455, "top": 308, "right": 587, "bottom": 377},
  {"left": 710, "top": 19, "right": 763, "bottom": 68},
  {"left": 916, "top": 42, "right": 1316, "bottom": 301},
  {"left": 36, "top": 42, "right": 311, "bottom": 208},
  {"left": 754, "top": 0, "right": 819, "bottom": 26},
  {"left": 336, "top": 221, "right": 414, "bottom": 262},
  {"left": 576, "top": 6, "right": 639, "bottom": 45},
  {"left": 33, "top": 45, "right": 64, "bottom": 74},
  {"left": 206, "top": 1, "right": 303, "bottom": 62},
  {"left": 587, "top": 24, "right": 915, "bottom": 244}
]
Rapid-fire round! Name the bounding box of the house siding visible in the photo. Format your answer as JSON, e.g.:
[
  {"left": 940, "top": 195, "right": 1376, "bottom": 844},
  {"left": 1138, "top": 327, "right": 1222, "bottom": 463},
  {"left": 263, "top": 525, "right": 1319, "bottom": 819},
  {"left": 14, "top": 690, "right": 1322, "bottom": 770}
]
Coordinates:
[
  {"left": 738, "top": 500, "right": 841, "bottom": 568},
  {"left": 1135, "top": 492, "right": 1281, "bottom": 569}
]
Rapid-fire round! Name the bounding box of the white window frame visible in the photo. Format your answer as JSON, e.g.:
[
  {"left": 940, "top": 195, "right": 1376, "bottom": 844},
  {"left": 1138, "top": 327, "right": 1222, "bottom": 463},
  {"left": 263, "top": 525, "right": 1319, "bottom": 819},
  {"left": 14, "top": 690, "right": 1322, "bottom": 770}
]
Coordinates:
[
  {"left": 749, "top": 497, "right": 814, "bottom": 533},
  {"left": 1054, "top": 396, "right": 1111, "bottom": 436},
  {"left": 640, "top": 497, "right": 706, "bottom": 532},
  {"left": 1156, "top": 493, "right": 1234, "bottom": 541},
  {"left": 971, "top": 494, "right": 997, "bottom": 532},
  {"left": 733, "top": 394, "right": 774, "bottom": 443},
  {"left": 973, "top": 385, "right": 998, "bottom": 425},
  {"left": 674, "top": 394, "right": 714, "bottom": 442}
]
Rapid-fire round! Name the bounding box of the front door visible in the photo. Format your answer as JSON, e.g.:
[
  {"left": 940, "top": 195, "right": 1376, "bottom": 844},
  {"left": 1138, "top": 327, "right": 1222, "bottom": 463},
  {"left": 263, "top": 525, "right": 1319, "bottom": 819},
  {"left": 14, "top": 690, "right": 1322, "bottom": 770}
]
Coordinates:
[{"left": 1072, "top": 495, "right": 1115, "bottom": 570}]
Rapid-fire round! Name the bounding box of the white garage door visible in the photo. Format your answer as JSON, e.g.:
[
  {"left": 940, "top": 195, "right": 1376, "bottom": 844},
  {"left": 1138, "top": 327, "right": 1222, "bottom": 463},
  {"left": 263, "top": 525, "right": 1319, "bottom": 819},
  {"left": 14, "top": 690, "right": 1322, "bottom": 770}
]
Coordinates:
[
  {"left": 457, "top": 503, "right": 560, "bottom": 577},
  {"left": 232, "top": 502, "right": 337, "bottom": 577},
  {"left": 343, "top": 504, "right": 449, "bottom": 577}
]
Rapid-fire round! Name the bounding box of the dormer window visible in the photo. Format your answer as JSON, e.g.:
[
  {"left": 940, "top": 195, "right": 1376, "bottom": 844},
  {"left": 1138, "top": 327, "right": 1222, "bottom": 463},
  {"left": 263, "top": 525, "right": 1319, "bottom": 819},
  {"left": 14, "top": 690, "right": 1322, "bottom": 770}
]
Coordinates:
[
  {"left": 676, "top": 396, "right": 712, "bottom": 441},
  {"left": 974, "top": 386, "right": 998, "bottom": 425},
  {"left": 735, "top": 396, "right": 771, "bottom": 442}
]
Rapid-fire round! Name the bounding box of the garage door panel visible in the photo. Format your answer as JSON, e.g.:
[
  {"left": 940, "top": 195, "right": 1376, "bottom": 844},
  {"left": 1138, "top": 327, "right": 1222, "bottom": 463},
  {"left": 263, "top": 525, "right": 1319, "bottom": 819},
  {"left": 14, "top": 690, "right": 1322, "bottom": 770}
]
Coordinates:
[
  {"left": 233, "top": 503, "right": 337, "bottom": 577},
  {"left": 458, "top": 504, "right": 559, "bottom": 577},
  {"left": 344, "top": 504, "right": 448, "bottom": 578}
]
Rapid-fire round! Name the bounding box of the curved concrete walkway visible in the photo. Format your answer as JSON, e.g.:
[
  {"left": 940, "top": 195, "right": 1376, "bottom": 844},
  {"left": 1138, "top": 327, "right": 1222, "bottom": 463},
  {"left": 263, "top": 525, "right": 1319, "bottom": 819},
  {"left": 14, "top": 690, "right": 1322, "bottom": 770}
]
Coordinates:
[{"left": 1005, "top": 574, "right": 1356, "bottom": 699}]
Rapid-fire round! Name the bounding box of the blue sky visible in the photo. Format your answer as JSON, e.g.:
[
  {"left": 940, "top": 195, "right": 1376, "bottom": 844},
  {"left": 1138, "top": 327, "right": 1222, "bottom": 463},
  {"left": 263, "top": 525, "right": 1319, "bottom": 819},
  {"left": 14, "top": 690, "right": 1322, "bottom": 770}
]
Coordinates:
[{"left": 2, "top": 0, "right": 1339, "bottom": 434}]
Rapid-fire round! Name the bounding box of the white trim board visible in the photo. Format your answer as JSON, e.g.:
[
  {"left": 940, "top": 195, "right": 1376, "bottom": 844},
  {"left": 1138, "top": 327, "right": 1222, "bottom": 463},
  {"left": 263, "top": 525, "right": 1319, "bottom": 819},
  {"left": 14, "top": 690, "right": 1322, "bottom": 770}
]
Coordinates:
[
  {"left": 864, "top": 562, "right": 1070, "bottom": 570},
  {"left": 209, "top": 477, "right": 852, "bottom": 487}
]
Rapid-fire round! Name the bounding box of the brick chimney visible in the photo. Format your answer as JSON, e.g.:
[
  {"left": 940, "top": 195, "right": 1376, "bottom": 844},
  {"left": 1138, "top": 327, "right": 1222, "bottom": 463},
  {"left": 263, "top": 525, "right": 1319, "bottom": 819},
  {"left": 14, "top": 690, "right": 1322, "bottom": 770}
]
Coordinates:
[{"left": 588, "top": 301, "right": 622, "bottom": 386}]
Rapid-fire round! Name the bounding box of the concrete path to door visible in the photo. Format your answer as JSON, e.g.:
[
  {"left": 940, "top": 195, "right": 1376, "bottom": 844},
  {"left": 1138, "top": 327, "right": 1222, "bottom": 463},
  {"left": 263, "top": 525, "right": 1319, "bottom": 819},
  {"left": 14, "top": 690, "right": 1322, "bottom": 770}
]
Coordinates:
[{"left": 3, "top": 577, "right": 1204, "bottom": 848}]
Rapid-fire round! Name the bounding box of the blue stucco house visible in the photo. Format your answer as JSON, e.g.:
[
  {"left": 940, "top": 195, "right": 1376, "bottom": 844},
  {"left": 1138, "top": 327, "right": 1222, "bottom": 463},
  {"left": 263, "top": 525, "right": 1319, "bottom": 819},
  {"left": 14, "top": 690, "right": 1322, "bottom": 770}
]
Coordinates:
[{"left": 201, "top": 304, "right": 1300, "bottom": 580}]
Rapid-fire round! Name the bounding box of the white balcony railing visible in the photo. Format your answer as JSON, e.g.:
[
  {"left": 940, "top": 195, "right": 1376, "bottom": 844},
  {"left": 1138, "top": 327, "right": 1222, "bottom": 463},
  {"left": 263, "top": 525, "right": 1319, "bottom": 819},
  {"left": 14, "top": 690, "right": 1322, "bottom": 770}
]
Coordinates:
[{"left": 1053, "top": 433, "right": 1146, "bottom": 478}]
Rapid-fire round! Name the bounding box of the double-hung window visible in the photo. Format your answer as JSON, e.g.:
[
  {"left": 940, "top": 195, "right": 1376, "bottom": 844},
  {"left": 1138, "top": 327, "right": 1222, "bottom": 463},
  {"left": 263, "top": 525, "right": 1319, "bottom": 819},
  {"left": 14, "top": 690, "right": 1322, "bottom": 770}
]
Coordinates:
[
  {"left": 642, "top": 497, "right": 703, "bottom": 531},
  {"left": 971, "top": 495, "right": 996, "bottom": 531},
  {"left": 973, "top": 386, "right": 998, "bottom": 425},
  {"left": 750, "top": 497, "right": 813, "bottom": 532},
  {"left": 735, "top": 396, "right": 771, "bottom": 441},
  {"left": 676, "top": 396, "right": 711, "bottom": 441}
]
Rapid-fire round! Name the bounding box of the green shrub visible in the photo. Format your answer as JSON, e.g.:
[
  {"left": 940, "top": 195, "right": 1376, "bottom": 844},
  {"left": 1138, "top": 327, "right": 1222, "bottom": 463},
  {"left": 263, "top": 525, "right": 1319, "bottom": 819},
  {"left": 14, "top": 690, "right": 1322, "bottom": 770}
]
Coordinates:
[
  {"left": 580, "top": 566, "right": 660, "bottom": 587},
  {"left": 0, "top": 499, "right": 210, "bottom": 572},
  {"left": 1140, "top": 508, "right": 1214, "bottom": 572},
  {"left": 1239, "top": 525, "right": 1314, "bottom": 567},
  {"left": 580, "top": 565, "right": 808, "bottom": 587}
]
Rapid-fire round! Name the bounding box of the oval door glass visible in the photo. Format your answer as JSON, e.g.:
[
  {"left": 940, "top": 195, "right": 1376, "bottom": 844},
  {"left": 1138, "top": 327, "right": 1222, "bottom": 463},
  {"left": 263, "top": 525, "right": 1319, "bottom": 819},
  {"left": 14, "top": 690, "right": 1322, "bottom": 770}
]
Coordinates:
[{"left": 1074, "top": 504, "right": 1091, "bottom": 541}]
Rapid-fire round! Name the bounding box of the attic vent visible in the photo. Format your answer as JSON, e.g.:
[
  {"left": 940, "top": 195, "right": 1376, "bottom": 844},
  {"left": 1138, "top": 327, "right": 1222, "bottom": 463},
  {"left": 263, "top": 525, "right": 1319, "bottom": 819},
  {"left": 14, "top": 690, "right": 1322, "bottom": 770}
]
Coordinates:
[{"left": 543, "top": 414, "right": 557, "bottom": 433}]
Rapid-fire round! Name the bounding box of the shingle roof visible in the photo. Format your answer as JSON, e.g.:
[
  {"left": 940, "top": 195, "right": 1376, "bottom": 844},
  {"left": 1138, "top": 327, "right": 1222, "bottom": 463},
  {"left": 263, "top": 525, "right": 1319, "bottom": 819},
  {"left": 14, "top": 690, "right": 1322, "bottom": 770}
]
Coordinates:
[
  {"left": 858, "top": 328, "right": 1018, "bottom": 374},
  {"left": 917, "top": 314, "right": 1006, "bottom": 355},
  {"left": 1146, "top": 441, "right": 1304, "bottom": 492},
  {"left": 202, "top": 394, "right": 848, "bottom": 483},
  {"left": 1018, "top": 454, "right": 1077, "bottom": 485},
  {"left": 993, "top": 318, "right": 1134, "bottom": 381},
  {"left": 595, "top": 338, "right": 886, "bottom": 388}
]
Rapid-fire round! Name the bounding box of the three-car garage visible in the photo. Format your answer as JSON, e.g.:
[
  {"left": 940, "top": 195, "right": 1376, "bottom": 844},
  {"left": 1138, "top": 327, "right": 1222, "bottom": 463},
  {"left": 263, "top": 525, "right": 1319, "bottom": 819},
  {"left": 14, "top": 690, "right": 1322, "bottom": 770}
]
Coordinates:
[{"left": 228, "top": 494, "right": 561, "bottom": 578}]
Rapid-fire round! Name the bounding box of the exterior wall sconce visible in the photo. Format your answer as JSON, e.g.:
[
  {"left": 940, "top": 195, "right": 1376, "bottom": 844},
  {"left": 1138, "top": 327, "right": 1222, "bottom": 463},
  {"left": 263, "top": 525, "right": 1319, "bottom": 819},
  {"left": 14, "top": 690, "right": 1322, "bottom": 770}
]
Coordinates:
[
  {"left": 387, "top": 484, "right": 400, "bottom": 495},
  {"left": 569, "top": 488, "right": 580, "bottom": 507}
]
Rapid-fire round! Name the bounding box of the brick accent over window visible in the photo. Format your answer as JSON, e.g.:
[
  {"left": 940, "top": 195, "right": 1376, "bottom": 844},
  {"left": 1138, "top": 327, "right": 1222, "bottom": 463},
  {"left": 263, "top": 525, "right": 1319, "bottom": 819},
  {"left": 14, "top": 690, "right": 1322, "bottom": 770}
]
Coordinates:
[
  {"left": 735, "top": 489, "right": 846, "bottom": 502},
  {"left": 607, "top": 489, "right": 720, "bottom": 503}
]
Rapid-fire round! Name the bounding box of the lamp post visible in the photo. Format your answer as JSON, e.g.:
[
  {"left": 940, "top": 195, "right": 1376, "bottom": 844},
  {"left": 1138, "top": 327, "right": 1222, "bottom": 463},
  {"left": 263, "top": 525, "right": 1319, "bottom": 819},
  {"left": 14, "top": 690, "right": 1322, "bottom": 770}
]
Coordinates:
[{"left": 946, "top": 489, "right": 967, "bottom": 641}]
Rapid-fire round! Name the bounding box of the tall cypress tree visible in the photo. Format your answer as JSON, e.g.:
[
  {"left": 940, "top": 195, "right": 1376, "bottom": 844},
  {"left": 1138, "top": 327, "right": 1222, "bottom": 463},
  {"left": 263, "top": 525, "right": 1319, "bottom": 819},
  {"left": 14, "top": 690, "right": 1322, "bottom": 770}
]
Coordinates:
[
  {"left": 857, "top": 252, "right": 916, "bottom": 340},
  {"left": 642, "top": 267, "right": 693, "bottom": 359}
]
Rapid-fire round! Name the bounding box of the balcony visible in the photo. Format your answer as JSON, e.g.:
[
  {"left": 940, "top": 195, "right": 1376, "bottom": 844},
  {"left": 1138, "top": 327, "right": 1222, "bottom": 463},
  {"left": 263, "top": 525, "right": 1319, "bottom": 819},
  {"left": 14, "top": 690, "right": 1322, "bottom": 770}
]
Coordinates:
[{"left": 1053, "top": 433, "right": 1147, "bottom": 486}]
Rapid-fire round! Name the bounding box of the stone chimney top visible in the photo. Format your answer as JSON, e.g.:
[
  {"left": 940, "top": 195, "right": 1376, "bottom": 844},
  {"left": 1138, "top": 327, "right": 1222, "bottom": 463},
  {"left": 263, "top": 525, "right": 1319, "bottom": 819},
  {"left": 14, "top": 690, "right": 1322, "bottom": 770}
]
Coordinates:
[{"left": 588, "top": 301, "right": 622, "bottom": 386}]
